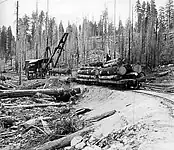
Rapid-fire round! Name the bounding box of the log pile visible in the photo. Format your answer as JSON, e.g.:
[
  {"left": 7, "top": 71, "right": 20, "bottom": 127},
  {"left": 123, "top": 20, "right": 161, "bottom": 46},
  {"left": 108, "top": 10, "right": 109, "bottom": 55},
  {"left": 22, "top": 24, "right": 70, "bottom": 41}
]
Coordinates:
[
  {"left": 89, "top": 61, "right": 103, "bottom": 67},
  {"left": 77, "top": 58, "right": 135, "bottom": 81},
  {"left": 77, "top": 67, "right": 100, "bottom": 80}
]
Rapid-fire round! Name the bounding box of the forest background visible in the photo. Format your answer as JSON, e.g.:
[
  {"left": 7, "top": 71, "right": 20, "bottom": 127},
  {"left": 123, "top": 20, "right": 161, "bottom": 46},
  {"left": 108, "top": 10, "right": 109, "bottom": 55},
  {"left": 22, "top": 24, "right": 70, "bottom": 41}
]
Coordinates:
[{"left": 0, "top": 0, "right": 174, "bottom": 71}]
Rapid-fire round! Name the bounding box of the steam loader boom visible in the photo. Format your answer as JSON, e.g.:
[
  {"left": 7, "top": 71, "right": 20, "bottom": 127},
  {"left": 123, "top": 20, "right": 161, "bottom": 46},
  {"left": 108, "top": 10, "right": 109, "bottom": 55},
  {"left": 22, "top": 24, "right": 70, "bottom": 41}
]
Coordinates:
[
  {"left": 44, "top": 33, "right": 69, "bottom": 70},
  {"left": 24, "top": 33, "right": 69, "bottom": 80}
]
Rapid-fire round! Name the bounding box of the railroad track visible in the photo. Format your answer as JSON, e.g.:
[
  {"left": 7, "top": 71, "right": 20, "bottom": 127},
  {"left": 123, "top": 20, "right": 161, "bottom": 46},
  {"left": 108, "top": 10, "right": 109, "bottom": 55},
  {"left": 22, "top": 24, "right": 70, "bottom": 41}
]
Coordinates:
[
  {"left": 141, "top": 83, "right": 174, "bottom": 93},
  {"left": 133, "top": 89, "right": 174, "bottom": 105}
]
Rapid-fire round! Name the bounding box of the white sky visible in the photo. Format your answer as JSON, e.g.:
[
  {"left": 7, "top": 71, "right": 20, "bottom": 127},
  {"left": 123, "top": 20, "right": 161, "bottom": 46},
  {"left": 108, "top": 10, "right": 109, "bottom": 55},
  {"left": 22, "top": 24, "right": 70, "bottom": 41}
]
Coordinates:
[{"left": 0, "top": 0, "right": 167, "bottom": 34}]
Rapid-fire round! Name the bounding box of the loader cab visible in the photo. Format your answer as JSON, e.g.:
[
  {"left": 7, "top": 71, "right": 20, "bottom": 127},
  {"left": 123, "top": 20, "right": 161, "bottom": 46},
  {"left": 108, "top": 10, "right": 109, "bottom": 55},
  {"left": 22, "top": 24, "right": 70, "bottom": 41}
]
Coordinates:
[{"left": 24, "top": 58, "right": 49, "bottom": 80}]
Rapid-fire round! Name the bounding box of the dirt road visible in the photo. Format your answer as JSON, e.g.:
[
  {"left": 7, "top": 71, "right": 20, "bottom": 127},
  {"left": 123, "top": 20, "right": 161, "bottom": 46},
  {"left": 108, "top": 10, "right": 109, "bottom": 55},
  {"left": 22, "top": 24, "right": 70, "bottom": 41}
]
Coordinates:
[{"left": 75, "top": 85, "right": 174, "bottom": 150}]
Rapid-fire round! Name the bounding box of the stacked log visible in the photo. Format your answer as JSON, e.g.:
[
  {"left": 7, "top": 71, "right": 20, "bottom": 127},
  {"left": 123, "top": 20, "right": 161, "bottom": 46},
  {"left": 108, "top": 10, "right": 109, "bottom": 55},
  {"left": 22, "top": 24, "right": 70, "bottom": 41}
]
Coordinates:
[
  {"left": 103, "top": 59, "right": 119, "bottom": 68},
  {"left": 89, "top": 62, "right": 103, "bottom": 67},
  {"left": 98, "top": 75, "right": 122, "bottom": 81},
  {"left": 79, "top": 67, "right": 96, "bottom": 70},
  {"left": 99, "top": 66, "right": 118, "bottom": 76},
  {"left": 77, "top": 57, "right": 135, "bottom": 82},
  {"left": 77, "top": 74, "right": 96, "bottom": 79},
  {"left": 99, "top": 64, "right": 133, "bottom": 76},
  {"left": 77, "top": 67, "right": 100, "bottom": 80},
  {"left": 77, "top": 69, "right": 96, "bottom": 75}
]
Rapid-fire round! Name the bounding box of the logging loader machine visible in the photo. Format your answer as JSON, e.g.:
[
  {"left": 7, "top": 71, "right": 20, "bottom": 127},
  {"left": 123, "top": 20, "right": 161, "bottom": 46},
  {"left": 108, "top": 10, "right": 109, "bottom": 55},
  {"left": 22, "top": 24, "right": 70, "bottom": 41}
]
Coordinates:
[{"left": 24, "top": 33, "right": 69, "bottom": 80}]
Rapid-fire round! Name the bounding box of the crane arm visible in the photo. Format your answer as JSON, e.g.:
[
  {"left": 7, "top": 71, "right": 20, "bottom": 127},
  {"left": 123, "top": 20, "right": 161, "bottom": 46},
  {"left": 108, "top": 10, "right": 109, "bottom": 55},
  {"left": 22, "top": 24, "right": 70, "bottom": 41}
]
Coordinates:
[{"left": 44, "top": 33, "right": 69, "bottom": 70}]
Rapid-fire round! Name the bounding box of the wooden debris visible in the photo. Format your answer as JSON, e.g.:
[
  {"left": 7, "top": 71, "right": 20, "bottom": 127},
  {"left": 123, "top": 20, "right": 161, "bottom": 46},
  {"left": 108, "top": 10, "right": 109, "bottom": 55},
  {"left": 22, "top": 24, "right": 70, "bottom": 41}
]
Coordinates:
[
  {"left": 30, "top": 97, "right": 54, "bottom": 103},
  {"left": 40, "top": 118, "right": 52, "bottom": 135},
  {"left": 155, "top": 70, "right": 170, "bottom": 77},
  {"left": 32, "top": 126, "right": 95, "bottom": 150},
  {"left": 0, "top": 131, "right": 17, "bottom": 138},
  {"left": 21, "top": 117, "right": 52, "bottom": 129},
  {"left": 22, "top": 125, "right": 48, "bottom": 135},
  {"left": 75, "top": 108, "right": 92, "bottom": 115},
  {"left": 0, "top": 87, "right": 81, "bottom": 101},
  {"left": 33, "top": 92, "right": 54, "bottom": 99},
  {"left": 0, "top": 84, "right": 10, "bottom": 90},
  {"left": 85, "top": 110, "right": 116, "bottom": 123},
  {"left": 2, "top": 102, "right": 68, "bottom": 109}
]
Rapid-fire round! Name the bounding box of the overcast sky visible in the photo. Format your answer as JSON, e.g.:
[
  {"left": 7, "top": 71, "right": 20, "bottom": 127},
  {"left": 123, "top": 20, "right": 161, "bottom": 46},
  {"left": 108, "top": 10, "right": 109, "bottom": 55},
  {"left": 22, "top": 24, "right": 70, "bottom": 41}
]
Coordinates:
[{"left": 0, "top": 0, "right": 167, "bottom": 34}]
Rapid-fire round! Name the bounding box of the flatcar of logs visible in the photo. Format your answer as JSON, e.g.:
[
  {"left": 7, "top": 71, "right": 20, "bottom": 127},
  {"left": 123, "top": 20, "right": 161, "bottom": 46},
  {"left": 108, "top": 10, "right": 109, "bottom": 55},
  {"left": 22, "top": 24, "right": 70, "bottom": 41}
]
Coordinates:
[
  {"left": 77, "top": 69, "right": 98, "bottom": 76},
  {"left": 77, "top": 74, "right": 96, "bottom": 79},
  {"left": 75, "top": 60, "right": 141, "bottom": 89},
  {"left": 98, "top": 75, "right": 123, "bottom": 81}
]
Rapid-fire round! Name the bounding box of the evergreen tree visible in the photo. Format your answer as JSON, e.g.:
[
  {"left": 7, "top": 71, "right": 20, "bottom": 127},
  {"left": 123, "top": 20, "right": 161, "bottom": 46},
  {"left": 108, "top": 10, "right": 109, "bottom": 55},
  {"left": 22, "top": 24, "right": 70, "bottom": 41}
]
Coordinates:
[
  {"left": 1, "top": 26, "right": 7, "bottom": 58},
  {"left": 165, "top": 0, "right": 174, "bottom": 29}
]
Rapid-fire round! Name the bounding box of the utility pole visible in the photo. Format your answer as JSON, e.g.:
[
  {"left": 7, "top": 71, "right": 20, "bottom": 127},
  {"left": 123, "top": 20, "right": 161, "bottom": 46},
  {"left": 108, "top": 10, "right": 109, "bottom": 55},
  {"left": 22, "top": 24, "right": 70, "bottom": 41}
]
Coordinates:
[
  {"left": 46, "top": 0, "right": 49, "bottom": 48},
  {"left": 16, "top": 0, "right": 22, "bottom": 85},
  {"left": 113, "top": 0, "right": 116, "bottom": 59},
  {"left": 36, "top": 0, "right": 39, "bottom": 58},
  {"left": 131, "top": 4, "right": 134, "bottom": 63},
  {"left": 15, "top": 0, "right": 19, "bottom": 73},
  {"left": 128, "top": 0, "right": 131, "bottom": 64}
]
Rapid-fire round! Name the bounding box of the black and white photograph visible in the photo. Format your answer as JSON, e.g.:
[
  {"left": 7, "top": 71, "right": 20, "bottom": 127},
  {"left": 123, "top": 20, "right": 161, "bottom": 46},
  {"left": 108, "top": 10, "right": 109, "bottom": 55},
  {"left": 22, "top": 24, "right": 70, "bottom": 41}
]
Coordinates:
[{"left": 0, "top": 0, "right": 174, "bottom": 149}]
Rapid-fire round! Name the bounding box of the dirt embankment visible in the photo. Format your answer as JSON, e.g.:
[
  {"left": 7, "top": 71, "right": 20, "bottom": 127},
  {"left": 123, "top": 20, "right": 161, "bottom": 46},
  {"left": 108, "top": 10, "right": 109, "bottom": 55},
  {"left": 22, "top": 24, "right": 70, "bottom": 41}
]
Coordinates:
[{"left": 75, "top": 86, "right": 174, "bottom": 150}]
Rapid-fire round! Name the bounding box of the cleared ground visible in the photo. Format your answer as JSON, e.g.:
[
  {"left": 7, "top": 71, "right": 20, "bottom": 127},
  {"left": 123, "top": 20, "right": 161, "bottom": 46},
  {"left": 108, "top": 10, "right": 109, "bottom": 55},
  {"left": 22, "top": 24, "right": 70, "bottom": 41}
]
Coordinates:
[{"left": 74, "top": 85, "right": 174, "bottom": 150}]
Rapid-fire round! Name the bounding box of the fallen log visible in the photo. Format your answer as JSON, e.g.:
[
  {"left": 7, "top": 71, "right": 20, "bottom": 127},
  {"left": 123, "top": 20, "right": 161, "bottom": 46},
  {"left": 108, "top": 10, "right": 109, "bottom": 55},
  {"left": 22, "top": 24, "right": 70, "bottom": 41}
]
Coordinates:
[
  {"left": 5, "top": 81, "right": 18, "bottom": 88},
  {"left": 2, "top": 102, "right": 68, "bottom": 109},
  {"left": 75, "top": 108, "right": 92, "bottom": 115},
  {"left": 0, "top": 87, "right": 81, "bottom": 101},
  {"left": 155, "top": 70, "right": 170, "bottom": 77},
  {"left": 33, "top": 92, "right": 55, "bottom": 99},
  {"left": 31, "top": 97, "right": 55, "bottom": 103},
  {"left": 22, "top": 125, "right": 47, "bottom": 135},
  {"left": 0, "top": 84, "right": 10, "bottom": 90},
  {"left": 0, "top": 131, "right": 17, "bottom": 138},
  {"left": 85, "top": 110, "right": 116, "bottom": 123},
  {"left": 31, "top": 125, "right": 95, "bottom": 150},
  {"left": 20, "top": 117, "right": 52, "bottom": 129},
  {"left": 32, "top": 110, "right": 116, "bottom": 150}
]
